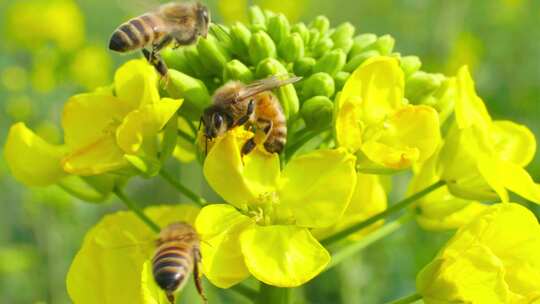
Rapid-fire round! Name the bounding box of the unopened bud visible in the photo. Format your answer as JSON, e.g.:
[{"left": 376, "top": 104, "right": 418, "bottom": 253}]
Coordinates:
[
  {"left": 405, "top": 71, "right": 446, "bottom": 103},
  {"left": 364, "top": 34, "right": 395, "bottom": 55},
  {"left": 197, "top": 36, "right": 230, "bottom": 75},
  {"left": 293, "top": 57, "right": 316, "bottom": 77},
  {"left": 291, "top": 22, "right": 310, "bottom": 45},
  {"left": 311, "top": 37, "right": 334, "bottom": 58},
  {"left": 330, "top": 22, "right": 355, "bottom": 53},
  {"left": 310, "top": 16, "right": 330, "bottom": 35},
  {"left": 308, "top": 29, "right": 321, "bottom": 49},
  {"left": 255, "top": 57, "right": 288, "bottom": 78},
  {"left": 166, "top": 70, "right": 211, "bottom": 120},
  {"left": 223, "top": 59, "right": 254, "bottom": 83},
  {"left": 349, "top": 34, "right": 377, "bottom": 59},
  {"left": 162, "top": 48, "right": 194, "bottom": 75},
  {"left": 278, "top": 32, "right": 305, "bottom": 62},
  {"left": 335, "top": 71, "right": 351, "bottom": 91},
  {"left": 183, "top": 46, "right": 211, "bottom": 78},
  {"left": 400, "top": 56, "right": 422, "bottom": 78},
  {"left": 314, "top": 49, "right": 346, "bottom": 76},
  {"left": 267, "top": 14, "right": 290, "bottom": 44},
  {"left": 249, "top": 31, "right": 277, "bottom": 65},
  {"left": 301, "top": 96, "right": 333, "bottom": 130},
  {"left": 248, "top": 6, "right": 266, "bottom": 31},
  {"left": 343, "top": 50, "right": 380, "bottom": 72},
  {"left": 230, "top": 22, "right": 252, "bottom": 60},
  {"left": 302, "top": 72, "right": 335, "bottom": 98}
]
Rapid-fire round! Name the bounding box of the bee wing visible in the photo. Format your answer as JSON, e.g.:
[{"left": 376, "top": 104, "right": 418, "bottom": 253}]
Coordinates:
[{"left": 234, "top": 75, "right": 303, "bottom": 103}]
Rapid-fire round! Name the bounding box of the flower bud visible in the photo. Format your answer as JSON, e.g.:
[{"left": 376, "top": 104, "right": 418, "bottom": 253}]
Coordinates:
[
  {"left": 248, "top": 6, "right": 266, "bottom": 31},
  {"left": 255, "top": 58, "right": 300, "bottom": 118},
  {"left": 311, "top": 37, "right": 334, "bottom": 58},
  {"left": 405, "top": 71, "right": 446, "bottom": 103},
  {"left": 349, "top": 34, "right": 378, "bottom": 59},
  {"left": 183, "top": 46, "right": 211, "bottom": 78},
  {"left": 197, "top": 36, "right": 230, "bottom": 75},
  {"left": 302, "top": 72, "right": 335, "bottom": 98},
  {"left": 364, "top": 34, "right": 395, "bottom": 55},
  {"left": 400, "top": 56, "right": 422, "bottom": 78},
  {"left": 161, "top": 48, "right": 194, "bottom": 75},
  {"left": 291, "top": 22, "right": 310, "bottom": 44},
  {"left": 310, "top": 16, "right": 330, "bottom": 35},
  {"left": 301, "top": 96, "right": 334, "bottom": 130},
  {"left": 223, "top": 59, "right": 254, "bottom": 83},
  {"left": 209, "top": 23, "right": 232, "bottom": 50},
  {"left": 230, "top": 22, "right": 252, "bottom": 61},
  {"left": 343, "top": 50, "right": 380, "bottom": 72},
  {"left": 330, "top": 22, "right": 355, "bottom": 53},
  {"left": 335, "top": 71, "right": 350, "bottom": 91},
  {"left": 267, "top": 14, "right": 290, "bottom": 45},
  {"left": 166, "top": 70, "right": 211, "bottom": 120},
  {"left": 294, "top": 57, "right": 316, "bottom": 77},
  {"left": 314, "top": 49, "right": 346, "bottom": 76},
  {"left": 308, "top": 28, "right": 321, "bottom": 49},
  {"left": 278, "top": 32, "right": 304, "bottom": 62},
  {"left": 249, "top": 31, "right": 277, "bottom": 65},
  {"left": 124, "top": 155, "right": 161, "bottom": 178}
]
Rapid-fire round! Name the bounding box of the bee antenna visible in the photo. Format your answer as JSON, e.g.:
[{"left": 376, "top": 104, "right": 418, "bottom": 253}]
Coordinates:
[{"left": 209, "top": 23, "right": 232, "bottom": 42}]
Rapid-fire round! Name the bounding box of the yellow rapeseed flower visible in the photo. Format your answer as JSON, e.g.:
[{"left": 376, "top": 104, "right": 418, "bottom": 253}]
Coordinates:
[
  {"left": 417, "top": 203, "right": 540, "bottom": 303},
  {"left": 335, "top": 56, "right": 441, "bottom": 172},
  {"left": 67, "top": 205, "right": 199, "bottom": 304},
  {"left": 439, "top": 66, "right": 540, "bottom": 203},
  {"left": 4, "top": 60, "right": 182, "bottom": 186},
  {"left": 195, "top": 130, "right": 357, "bottom": 288}
]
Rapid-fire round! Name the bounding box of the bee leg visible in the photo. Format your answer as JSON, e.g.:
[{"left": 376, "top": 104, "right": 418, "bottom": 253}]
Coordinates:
[
  {"left": 256, "top": 118, "right": 273, "bottom": 143},
  {"left": 166, "top": 293, "right": 175, "bottom": 304},
  {"left": 234, "top": 99, "right": 255, "bottom": 127},
  {"left": 241, "top": 138, "right": 257, "bottom": 156},
  {"left": 193, "top": 248, "right": 208, "bottom": 303}
]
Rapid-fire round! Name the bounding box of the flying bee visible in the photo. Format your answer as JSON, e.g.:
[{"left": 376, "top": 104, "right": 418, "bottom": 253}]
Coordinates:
[
  {"left": 153, "top": 222, "right": 206, "bottom": 304},
  {"left": 109, "top": 2, "right": 210, "bottom": 77},
  {"left": 201, "top": 76, "right": 302, "bottom": 156}
]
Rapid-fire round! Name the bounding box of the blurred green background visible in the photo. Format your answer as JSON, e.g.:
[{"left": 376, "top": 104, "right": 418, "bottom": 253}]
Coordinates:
[{"left": 0, "top": 0, "right": 539, "bottom": 303}]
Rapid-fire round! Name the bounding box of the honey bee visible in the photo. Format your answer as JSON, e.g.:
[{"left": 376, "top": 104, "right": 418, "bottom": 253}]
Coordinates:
[
  {"left": 109, "top": 2, "right": 210, "bottom": 77},
  {"left": 201, "top": 76, "right": 302, "bottom": 155},
  {"left": 152, "top": 222, "right": 206, "bottom": 304}
]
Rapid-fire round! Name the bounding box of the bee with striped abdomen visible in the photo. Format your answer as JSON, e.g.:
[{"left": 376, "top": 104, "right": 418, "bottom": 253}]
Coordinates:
[
  {"left": 109, "top": 2, "right": 210, "bottom": 77},
  {"left": 201, "top": 76, "right": 302, "bottom": 156},
  {"left": 153, "top": 222, "right": 206, "bottom": 303}
]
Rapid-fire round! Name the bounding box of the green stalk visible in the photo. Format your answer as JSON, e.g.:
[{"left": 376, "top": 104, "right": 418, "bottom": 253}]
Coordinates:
[
  {"left": 159, "top": 170, "right": 207, "bottom": 206},
  {"left": 257, "top": 284, "right": 291, "bottom": 304},
  {"left": 114, "top": 188, "right": 160, "bottom": 233},
  {"left": 285, "top": 128, "right": 324, "bottom": 161},
  {"left": 327, "top": 215, "right": 412, "bottom": 269},
  {"left": 177, "top": 130, "right": 196, "bottom": 143},
  {"left": 321, "top": 180, "right": 445, "bottom": 246},
  {"left": 230, "top": 284, "right": 258, "bottom": 301},
  {"left": 385, "top": 292, "right": 422, "bottom": 304}
]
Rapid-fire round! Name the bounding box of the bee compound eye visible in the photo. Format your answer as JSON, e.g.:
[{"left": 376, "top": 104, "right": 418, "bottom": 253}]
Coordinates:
[{"left": 213, "top": 114, "right": 223, "bottom": 128}]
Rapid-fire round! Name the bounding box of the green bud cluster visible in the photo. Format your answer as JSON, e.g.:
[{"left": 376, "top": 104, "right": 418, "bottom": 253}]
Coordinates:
[{"left": 161, "top": 6, "right": 440, "bottom": 130}]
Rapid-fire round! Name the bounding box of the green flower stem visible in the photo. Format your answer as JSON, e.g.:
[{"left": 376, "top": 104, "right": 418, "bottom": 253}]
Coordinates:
[
  {"left": 159, "top": 170, "right": 207, "bottom": 206},
  {"left": 230, "top": 283, "right": 258, "bottom": 301},
  {"left": 385, "top": 292, "right": 422, "bottom": 304},
  {"left": 185, "top": 118, "right": 199, "bottom": 135},
  {"left": 113, "top": 188, "right": 160, "bottom": 233},
  {"left": 257, "top": 284, "right": 291, "bottom": 304},
  {"left": 177, "top": 129, "right": 196, "bottom": 143},
  {"left": 321, "top": 180, "right": 446, "bottom": 246},
  {"left": 285, "top": 128, "right": 324, "bottom": 161},
  {"left": 327, "top": 214, "right": 412, "bottom": 270}
]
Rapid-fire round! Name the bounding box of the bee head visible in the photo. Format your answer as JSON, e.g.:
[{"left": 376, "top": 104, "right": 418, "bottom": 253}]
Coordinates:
[
  {"left": 196, "top": 3, "right": 210, "bottom": 38},
  {"left": 201, "top": 106, "right": 231, "bottom": 140}
]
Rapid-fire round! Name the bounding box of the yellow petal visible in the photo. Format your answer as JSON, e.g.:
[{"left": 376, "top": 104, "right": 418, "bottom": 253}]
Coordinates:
[
  {"left": 240, "top": 225, "right": 330, "bottom": 287},
  {"left": 335, "top": 95, "right": 364, "bottom": 152},
  {"left": 114, "top": 59, "right": 160, "bottom": 107},
  {"left": 195, "top": 204, "right": 254, "bottom": 288},
  {"left": 417, "top": 203, "right": 540, "bottom": 303},
  {"left": 62, "top": 93, "right": 133, "bottom": 149},
  {"left": 491, "top": 120, "right": 536, "bottom": 167},
  {"left": 67, "top": 205, "right": 199, "bottom": 304},
  {"left": 62, "top": 134, "right": 128, "bottom": 175},
  {"left": 279, "top": 148, "right": 357, "bottom": 228},
  {"left": 116, "top": 98, "right": 183, "bottom": 154},
  {"left": 203, "top": 130, "right": 280, "bottom": 208},
  {"left": 455, "top": 65, "right": 492, "bottom": 130},
  {"left": 340, "top": 56, "right": 405, "bottom": 126},
  {"left": 4, "top": 123, "right": 66, "bottom": 186}
]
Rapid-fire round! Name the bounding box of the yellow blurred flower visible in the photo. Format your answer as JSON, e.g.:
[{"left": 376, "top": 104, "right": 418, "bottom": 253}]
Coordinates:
[
  {"left": 195, "top": 130, "right": 357, "bottom": 288},
  {"left": 335, "top": 56, "right": 441, "bottom": 172},
  {"left": 67, "top": 205, "right": 200, "bottom": 304},
  {"left": 1, "top": 66, "right": 28, "bottom": 92},
  {"left": 6, "top": 0, "right": 85, "bottom": 51},
  {"left": 417, "top": 203, "right": 540, "bottom": 303},
  {"left": 4, "top": 60, "right": 182, "bottom": 186},
  {"left": 439, "top": 66, "right": 540, "bottom": 203},
  {"left": 70, "top": 45, "right": 112, "bottom": 90}
]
